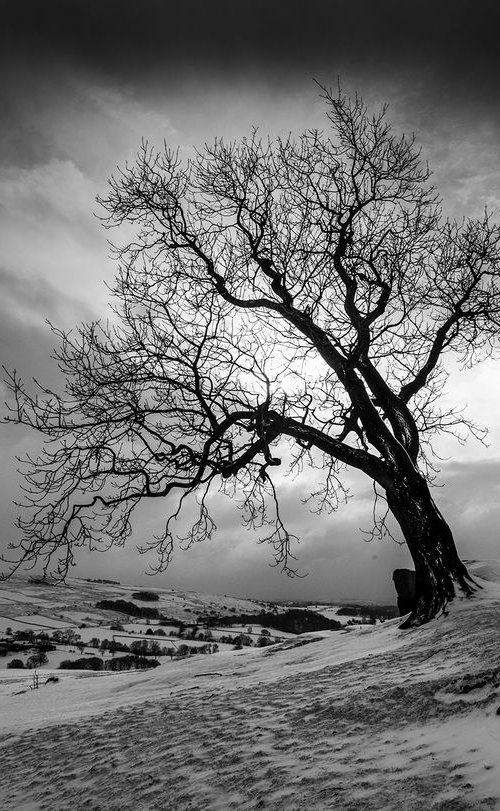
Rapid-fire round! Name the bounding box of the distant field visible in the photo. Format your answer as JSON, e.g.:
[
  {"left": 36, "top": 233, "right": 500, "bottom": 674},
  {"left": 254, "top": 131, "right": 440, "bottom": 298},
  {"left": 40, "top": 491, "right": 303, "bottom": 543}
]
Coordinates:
[
  {"left": 0, "top": 576, "right": 395, "bottom": 675},
  {"left": 0, "top": 576, "right": 300, "bottom": 672},
  {"left": 1, "top": 561, "right": 499, "bottom": 810}
]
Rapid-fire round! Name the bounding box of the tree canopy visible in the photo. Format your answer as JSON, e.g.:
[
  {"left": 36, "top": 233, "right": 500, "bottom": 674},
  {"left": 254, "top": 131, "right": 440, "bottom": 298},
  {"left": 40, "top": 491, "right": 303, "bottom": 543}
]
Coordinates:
[{"left": 4, "top": 87, "right": 500, "bottom": 624}]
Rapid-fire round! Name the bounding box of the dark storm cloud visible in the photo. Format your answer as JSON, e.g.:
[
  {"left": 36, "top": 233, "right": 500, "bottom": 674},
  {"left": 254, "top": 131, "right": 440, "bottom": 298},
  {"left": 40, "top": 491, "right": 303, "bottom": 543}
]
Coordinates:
[
  {"left": 0, "top": 268, "right": 99, "bottom": 400},
  {"left": 438, "top": 459, "right": 500, "bottom": 541},
  {"left": 3, "top": 1, "right": 500, "bottom": 92},
  {"left": 0, "top": 267, "right": 96, "bottom": 327},
  {"left": 3, "top": 0, "right": 500, "bottom": 180}
]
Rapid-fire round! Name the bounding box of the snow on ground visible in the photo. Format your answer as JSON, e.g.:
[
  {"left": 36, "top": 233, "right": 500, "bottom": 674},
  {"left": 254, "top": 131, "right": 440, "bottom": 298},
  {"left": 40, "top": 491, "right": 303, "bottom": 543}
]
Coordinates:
[
  {"left": 0, "top": 575, "right": 286, "bottom": 671},
  {"left": 1, "top": 566, "right": 500, "bottom": 809},
  {"left": 307, "top": 604, "right": 380, "bottom": 626},
  {"left": 0, "top": 616, "right": 74, "bottom": 634},
  {"left": 1, "top": 647, "right": 117, "bottom": 671},
  {"left": 69, "top": 578, "right": 271, "bottom": 619}
]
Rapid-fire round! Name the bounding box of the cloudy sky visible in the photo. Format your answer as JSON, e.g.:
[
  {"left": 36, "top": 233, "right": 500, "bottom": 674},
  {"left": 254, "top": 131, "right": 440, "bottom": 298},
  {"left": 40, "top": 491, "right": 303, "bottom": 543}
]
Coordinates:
[{"left": 1, "top": 0, "right": 500, "bottom": 602}]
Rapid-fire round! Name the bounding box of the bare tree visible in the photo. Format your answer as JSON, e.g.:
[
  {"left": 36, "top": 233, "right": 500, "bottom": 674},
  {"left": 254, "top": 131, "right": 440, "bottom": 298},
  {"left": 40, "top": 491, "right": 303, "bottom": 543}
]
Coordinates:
[{"left": 4, "top": 87, "right": 500, "bottom": 626}]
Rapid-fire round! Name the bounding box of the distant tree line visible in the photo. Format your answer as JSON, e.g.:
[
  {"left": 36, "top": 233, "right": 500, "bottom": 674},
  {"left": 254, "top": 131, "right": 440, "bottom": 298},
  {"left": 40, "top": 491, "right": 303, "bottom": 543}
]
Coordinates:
[
  {"left": 131, "top": 591, "right": 159, "bottom": 601},
  {"left": 201, "top": 608, "right": 343, "bottom": 635},
  {"left": 336, "top": 604, "right": 399, "bottom": 621},
  {"left": 85, "top": 578, "right": 121, "bottom": 585},
  {"left": 59, "top": 655, "right": 161, "bottom": 671},
  {"left": 95, "top": 598, "right": 162, "bottom": 619},
  {"left": 0, "top": 628, "right": 57, "bottom": 656}
]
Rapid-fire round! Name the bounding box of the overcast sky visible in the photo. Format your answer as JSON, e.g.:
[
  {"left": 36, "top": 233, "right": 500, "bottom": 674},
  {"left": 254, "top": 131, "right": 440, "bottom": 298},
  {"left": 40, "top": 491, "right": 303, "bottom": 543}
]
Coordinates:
[{"left": 1, "top": 1, "right": 500, "bottom": 602}]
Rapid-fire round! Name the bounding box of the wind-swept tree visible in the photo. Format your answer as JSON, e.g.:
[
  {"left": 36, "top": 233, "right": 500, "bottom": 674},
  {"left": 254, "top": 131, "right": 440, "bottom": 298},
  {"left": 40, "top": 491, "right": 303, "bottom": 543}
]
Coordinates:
[{"left": 4, "top": 88, "right": 500, "bottom": 626}]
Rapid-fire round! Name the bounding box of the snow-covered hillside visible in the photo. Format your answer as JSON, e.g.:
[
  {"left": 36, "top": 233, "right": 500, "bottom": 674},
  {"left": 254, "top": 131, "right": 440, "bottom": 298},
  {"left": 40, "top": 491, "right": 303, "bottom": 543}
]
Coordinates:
[
  {"left": 1, "top": 564, "right": 500, "bottom": 809},
  {"left": 0, "top": 575, "right": 272, "bottom": 632}
]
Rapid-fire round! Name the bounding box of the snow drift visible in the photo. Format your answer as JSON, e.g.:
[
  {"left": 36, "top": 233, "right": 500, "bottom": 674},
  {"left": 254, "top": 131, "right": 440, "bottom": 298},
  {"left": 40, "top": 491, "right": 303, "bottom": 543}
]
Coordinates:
[{"left": 1, "top": 565, "right": 500, "bottom": 810}]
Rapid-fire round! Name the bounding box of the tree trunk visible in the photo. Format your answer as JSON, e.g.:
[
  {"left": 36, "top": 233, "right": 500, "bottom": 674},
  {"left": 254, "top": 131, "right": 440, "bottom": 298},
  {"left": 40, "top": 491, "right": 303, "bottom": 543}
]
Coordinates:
[{"left": 385, "top": 472, "right": 477, "bottom": 627}]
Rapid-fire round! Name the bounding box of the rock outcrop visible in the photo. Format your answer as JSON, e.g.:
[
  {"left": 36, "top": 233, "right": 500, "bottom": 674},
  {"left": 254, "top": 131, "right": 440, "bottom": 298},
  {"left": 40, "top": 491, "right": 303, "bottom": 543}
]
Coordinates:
[{"left": 392, "top": 569, "right": 416, "bottom": 616}]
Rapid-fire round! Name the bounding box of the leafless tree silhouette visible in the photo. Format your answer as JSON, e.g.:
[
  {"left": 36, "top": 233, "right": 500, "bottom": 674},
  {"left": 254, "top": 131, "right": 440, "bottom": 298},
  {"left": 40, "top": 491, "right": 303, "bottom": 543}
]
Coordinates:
[{"left": 4, "top": 87, "right": 500, "bottom": 625}]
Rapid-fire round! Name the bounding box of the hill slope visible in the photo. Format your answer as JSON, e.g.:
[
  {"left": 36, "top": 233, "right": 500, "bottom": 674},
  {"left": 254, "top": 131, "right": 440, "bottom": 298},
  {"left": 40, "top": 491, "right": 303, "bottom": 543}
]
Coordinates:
[
  {"left": 0, "top": 575, "right": 272, "bottom": 630},
  {"left": 1, "top": 566, "right": 500, "bottom": 809}
]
